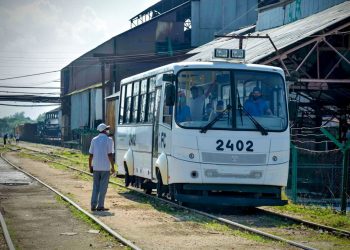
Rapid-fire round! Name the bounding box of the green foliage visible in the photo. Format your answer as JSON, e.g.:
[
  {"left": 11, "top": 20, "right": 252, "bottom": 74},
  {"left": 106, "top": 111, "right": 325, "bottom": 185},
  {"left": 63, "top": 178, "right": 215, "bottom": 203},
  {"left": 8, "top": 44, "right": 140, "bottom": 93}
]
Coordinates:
[
  {"left": 272, "top": 203, "right": 350, "bottom": 230},
  {"left": 0, "top": 112, "right": 34, "bottom": 134},
  {"left": 36, "top": 113, "right": 46, "bottom": 122}
]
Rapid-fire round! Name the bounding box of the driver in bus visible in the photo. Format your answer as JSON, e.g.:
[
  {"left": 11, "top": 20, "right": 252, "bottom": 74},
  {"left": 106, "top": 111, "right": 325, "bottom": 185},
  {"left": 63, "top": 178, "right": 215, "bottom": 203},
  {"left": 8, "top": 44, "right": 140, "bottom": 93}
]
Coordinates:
[{"left": 243, "top": 87, "right": 272, "bottom": 116}]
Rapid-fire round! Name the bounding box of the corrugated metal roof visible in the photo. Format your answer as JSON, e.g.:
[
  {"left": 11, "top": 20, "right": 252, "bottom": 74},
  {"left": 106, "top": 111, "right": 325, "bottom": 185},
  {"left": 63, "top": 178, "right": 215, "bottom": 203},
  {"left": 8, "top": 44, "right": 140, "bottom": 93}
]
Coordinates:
[{"left": 186, "top": 1, "right": 350, "bottom": 64}]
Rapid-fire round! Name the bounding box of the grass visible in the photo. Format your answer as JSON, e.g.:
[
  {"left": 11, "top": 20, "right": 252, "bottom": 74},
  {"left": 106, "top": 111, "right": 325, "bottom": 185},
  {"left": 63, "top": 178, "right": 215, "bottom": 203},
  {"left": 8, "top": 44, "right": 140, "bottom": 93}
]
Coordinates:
[
  {"left": 109, "top": 185, "right": 277, "bottom": 244},
  {"left": 203, "top": 220, "right": 270, "bottom": 243},
  {"left": 271, "top": 203, "right": 350, "bottom": 230},
  {"left": 54, "top": 195, "right": 129, "bottom": 249}
]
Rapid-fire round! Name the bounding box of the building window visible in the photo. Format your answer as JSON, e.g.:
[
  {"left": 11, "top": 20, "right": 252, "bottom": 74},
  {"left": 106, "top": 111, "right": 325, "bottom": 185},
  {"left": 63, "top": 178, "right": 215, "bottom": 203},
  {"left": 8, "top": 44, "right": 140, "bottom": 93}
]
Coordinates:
[{"left": 184, "top": 18, "right": 191, "bottom": 31}]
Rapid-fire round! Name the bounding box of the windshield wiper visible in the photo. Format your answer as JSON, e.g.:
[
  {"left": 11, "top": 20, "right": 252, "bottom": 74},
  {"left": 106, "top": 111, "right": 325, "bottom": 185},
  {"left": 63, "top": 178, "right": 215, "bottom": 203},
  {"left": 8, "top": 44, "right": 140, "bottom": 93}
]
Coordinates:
[
  {"left": 200, "top": 105, "right": 232, "bottom": 133},
  {"left": 236, "top": 89, "right": 244, "bottom": 126},
  {"left": 236, "top": 88, "right": 267, "bottom": 135},
  {"left": 239, "top": 104, "right": 268, "bottom": 136}
]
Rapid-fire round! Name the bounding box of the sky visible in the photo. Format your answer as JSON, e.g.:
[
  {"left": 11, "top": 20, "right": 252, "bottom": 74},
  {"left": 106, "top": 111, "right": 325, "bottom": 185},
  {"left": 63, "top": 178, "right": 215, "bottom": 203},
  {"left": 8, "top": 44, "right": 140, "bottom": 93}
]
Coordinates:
[{"left": 0, "top": 0, "right": 159, "bottom": 120}]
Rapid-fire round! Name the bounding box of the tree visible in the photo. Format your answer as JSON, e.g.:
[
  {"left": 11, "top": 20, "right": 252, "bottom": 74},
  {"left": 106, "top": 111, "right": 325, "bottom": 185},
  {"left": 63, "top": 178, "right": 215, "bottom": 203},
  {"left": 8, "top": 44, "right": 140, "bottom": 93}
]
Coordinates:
[
  {"left": 0, "top": 112, "right": 34, "bottom": 135},
  {"left": 36, "top": 113, "right": 45, "bottom": 122}
]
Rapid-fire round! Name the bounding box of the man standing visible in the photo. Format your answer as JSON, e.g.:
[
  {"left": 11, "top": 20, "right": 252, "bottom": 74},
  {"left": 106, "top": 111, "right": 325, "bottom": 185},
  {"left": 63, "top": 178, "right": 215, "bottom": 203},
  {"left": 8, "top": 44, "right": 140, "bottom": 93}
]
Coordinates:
[
  {"left": 189, "top": 86, "right": 206, "bottom": 121},
  {"left": 89, "top": 123, "right": 115, "bottom": 211},
  {"left": 189, "top": 82, "right": 216, "bottom": 121}
]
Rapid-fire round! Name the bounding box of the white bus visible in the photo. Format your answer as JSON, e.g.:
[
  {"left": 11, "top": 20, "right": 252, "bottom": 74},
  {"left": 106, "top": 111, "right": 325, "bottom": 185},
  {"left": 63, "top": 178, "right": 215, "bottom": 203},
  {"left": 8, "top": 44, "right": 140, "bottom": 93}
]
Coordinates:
[{"left": 116, "top": 61, "right": 289, "bottom": 206}]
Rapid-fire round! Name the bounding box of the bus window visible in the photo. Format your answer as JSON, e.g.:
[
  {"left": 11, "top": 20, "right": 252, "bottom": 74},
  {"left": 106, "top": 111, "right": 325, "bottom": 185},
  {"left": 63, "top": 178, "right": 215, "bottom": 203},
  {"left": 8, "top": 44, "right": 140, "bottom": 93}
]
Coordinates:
[
  {"left": 176, "top": 70, "right": 230, "bottom": 127},
  {"left": 236, "top": 71, "right": 287, "bottom": 131},
  {"left": 163, "top": 101, "right": 172, "bottom": 126},
  {"left": 118, "top": 85, "right": 125, "bottom": 124},
  {"left": 125, "top": 83, "right": 133, "bottom": 124},
  {"left": 139, "top": 79, "right": 148, "bottom": 123},
  {"left": 131, "top": 81, "right": 140, "bottom": 123},
  {"left": 148, "top": 77, "right": 156, "bottom": 122}
]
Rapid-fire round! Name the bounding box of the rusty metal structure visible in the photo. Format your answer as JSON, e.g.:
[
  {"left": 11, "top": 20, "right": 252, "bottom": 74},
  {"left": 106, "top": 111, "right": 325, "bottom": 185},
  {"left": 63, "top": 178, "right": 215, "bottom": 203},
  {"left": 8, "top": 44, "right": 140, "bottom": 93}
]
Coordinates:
[{"left": 187, "top": 0, "right": 350, "bottom": 129}]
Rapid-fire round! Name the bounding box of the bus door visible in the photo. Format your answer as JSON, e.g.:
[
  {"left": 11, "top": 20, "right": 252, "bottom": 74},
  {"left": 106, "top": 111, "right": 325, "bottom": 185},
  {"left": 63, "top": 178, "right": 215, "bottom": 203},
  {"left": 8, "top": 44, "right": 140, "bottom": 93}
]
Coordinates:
[
  {"left": 152, "top": 81, "right": 173, "bottom": 181},
  {"left": 152, "top": 86, "right": 162, "bottom": 180}
]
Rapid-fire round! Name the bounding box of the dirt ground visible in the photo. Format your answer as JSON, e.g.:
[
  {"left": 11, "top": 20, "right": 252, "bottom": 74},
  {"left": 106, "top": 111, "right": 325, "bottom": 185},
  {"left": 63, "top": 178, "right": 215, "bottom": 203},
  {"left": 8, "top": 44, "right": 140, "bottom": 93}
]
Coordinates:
[
  {"left": 2, "top": 150, "right": 292, "bottom": 250},
  {"left": 0, "top": 157, "right": 125, "bottom": 250},
  {"left": 0, "top": 222, "right": 7, "bottom": 249}
]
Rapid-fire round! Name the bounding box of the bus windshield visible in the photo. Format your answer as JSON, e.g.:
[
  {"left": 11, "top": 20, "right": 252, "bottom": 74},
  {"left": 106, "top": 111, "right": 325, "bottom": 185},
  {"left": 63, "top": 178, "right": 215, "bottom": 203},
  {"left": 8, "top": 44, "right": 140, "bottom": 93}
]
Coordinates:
[{"left": 176, "top": 69, "right": 288, "bottom": 132}]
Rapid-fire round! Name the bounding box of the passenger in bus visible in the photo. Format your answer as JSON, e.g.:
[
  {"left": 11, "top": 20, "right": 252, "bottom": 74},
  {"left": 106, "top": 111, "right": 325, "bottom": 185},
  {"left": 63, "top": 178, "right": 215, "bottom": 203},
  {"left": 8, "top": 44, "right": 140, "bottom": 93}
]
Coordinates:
[
  {"left": 176, "top": 91, "right": 191, "bottom": 123},
  {"left": 203, "top": 102, "right": 213, "bottom": 121},
  {"left": 189, "top": 83, "right": 216, "bottom": 121},
  {"left": 243, "top": 87, "right": 272, "bottom": 116},
  {"left": 209, "top": 100, "right": 225, "bottom": 121}
]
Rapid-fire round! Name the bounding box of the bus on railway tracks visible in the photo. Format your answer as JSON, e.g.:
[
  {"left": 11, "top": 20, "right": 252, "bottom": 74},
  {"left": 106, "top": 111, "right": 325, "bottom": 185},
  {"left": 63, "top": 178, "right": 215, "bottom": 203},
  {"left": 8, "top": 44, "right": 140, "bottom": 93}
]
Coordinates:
[{"left": 116, "top": 51, "right": 289, "bottom": 206}]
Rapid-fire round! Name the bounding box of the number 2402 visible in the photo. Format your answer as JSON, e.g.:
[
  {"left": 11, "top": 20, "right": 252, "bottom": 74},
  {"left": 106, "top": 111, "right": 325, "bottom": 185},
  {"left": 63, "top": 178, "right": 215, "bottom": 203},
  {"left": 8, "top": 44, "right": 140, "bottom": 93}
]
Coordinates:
[{"left": 216, "top": 139, "right": 253, "bottom": 152}]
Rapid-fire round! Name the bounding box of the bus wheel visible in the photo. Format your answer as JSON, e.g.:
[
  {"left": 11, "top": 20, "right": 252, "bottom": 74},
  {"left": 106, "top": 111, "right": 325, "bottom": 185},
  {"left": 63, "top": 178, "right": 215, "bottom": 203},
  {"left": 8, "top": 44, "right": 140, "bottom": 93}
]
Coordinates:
[
  {"left": 125, "top": 174, "right": 131, "bottom": 187},
  {"left": 124, "top": 163, "right": 131, "bottom": 187},
  {"left": 169, "top": 184, "right": 176, "bottom": 201},
  {"left": 144, "top": 188, "right": 152, "bottom": 195},
  {"left": 156, "top": 170, "right": 163, "bottom": 198}
]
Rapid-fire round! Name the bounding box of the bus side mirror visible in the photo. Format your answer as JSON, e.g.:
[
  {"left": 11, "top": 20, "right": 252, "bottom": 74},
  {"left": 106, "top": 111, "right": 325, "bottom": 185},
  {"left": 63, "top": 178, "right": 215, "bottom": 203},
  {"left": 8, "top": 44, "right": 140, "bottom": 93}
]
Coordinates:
[
  {"left": 165, "top": 83, "right": 175, "bottom": 106},
  {"left": 163, "top": 73, "right": 176, "bottom": 82}
]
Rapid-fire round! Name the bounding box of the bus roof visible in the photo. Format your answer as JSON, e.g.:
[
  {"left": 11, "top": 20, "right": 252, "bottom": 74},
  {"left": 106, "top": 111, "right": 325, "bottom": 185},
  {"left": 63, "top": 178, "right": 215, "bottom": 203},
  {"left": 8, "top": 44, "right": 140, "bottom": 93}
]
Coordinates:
[{"left": 120, "top": 61, "right": 285, "bottom": 84}]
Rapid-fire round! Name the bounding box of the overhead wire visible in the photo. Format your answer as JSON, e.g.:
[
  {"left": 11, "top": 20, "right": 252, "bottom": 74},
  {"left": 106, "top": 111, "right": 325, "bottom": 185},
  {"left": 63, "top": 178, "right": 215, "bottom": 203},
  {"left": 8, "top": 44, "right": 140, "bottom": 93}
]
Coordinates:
[
  {"left": 0, "top": 48, "right": 192, "bottom": 64},
  {"left": 215, "top": 1, "right": 259, "bottom": 35},
  {"left": 0, "top": 103, "right": 59, "bottom": 107},
  {"left": 0, "top": 70, "right": 60, "bottom": 81},
  {"left": 0, "top": 86, "right": 60, "bottom": 89},
  {"left": 0, "top": 79, "right": 60, "bottom": 87},
  {"left": 0, "top": 90, "right": 60, "bottom": 95},
  {"left": 0, "top": 48, "right": 191, "bottom": 79}
]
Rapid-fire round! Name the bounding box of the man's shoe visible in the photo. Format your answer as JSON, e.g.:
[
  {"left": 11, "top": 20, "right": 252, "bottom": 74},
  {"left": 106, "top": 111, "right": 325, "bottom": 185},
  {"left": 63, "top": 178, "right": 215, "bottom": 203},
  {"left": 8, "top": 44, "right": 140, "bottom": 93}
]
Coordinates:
[
  {"left": 96, "top": 207, "right": 109, "bottom": 211},
  {"left": 91, "top": 208, "right": 97, "bottom": 211}
]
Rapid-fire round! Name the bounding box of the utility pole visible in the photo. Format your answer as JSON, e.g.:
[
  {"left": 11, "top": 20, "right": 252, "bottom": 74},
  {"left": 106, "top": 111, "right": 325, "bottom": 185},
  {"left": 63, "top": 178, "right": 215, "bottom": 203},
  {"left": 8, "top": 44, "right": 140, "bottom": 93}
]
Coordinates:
[{"left": 101, "top": 62, "right": 105, "bottom": 122}]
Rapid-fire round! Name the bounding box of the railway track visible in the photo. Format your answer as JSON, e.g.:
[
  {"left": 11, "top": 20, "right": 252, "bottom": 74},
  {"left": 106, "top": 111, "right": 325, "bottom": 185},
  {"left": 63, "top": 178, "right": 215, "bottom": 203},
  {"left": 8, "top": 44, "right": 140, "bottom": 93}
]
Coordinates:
[
  {"left": 0, "top": 210, "right": 15, "bottom": 250},
  {"left": 0, "top": 151, "right": 141, "bottom": 250},
  {"left": 9, "top": 144, "right": 350, "bottom": 249}
]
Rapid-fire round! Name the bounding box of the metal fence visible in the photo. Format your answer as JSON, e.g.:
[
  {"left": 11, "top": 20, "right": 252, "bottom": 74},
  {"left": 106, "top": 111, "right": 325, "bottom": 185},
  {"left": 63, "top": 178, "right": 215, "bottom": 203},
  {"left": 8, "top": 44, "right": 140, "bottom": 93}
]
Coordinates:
[{"left": 287, "top": 126, "right": 350, "bottom": 212}]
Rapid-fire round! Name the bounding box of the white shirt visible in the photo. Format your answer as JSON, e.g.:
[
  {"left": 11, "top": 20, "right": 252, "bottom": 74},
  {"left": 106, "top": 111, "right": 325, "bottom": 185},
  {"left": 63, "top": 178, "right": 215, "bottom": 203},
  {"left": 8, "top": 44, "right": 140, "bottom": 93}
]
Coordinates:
[
  {"left": 89, "top": 133, "right": 114, "bottom": 171},
  {"left": 189, "top": 95, "right": 205, "bottom": 121}
]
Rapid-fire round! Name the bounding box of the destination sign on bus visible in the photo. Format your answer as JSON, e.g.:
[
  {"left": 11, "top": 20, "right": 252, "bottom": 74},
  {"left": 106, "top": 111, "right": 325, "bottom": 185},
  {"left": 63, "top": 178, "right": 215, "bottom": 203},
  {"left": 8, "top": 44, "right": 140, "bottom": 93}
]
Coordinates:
[{"left": 214, "top": 48, "right": 245, "bottom": 59}]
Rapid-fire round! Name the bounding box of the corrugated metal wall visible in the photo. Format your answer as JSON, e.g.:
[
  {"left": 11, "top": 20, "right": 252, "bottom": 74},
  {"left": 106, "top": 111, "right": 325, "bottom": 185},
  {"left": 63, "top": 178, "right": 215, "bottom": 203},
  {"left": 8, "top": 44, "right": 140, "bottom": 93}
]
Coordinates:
[
  {"left": 257, "top": 0, "right": 346, "bottom": 31},
  {"left": 89, "top": 88, "right": 102, "bottom": 129},
  {"left": 191, "top": 0, "right": 258, "bottom": 47},
  {"left": 71, "top": 91, "right": 90, "bottom": 130}
]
